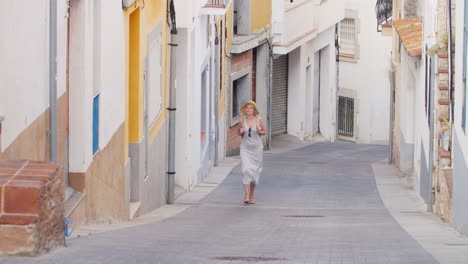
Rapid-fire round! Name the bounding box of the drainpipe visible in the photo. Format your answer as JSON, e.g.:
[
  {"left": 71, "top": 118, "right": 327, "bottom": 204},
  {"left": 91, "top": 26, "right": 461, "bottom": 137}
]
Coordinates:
[
  {"left": 334, "top": 23, "right": 340, "bottom": 143},
  {"left": 214, "top": 29, "right": 220, "bottom": 167},
  {"left": 266, "top": 39, "right": 273, "bottom": 150},
  {"left": 167, "top": 0, "right": 177, "bottom": 204},
  {"left": 49, "top": 0, "right": 58, "bottom": 163},
  {"left": 446, "top": 0, "right": 454, "bottom": 166}
]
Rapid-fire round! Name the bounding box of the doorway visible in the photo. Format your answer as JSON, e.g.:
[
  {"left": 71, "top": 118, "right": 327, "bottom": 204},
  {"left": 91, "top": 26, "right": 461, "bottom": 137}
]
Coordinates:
[{"left": 272, "top": 55, "right": 289, "bottom": 136}]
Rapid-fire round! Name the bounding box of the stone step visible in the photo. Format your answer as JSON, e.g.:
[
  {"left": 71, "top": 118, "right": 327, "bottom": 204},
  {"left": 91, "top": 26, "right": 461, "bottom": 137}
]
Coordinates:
[
  {"left": 0, "top": 159, "right": 64, "bottom": 256},
  {"left": 440, "top": 149, "right": 451, "bottom": 159},
  {"left": 437, "top": 51, "right": 448, "bottom": 58},
  {"left": 442, "top": 168, "right": 453, "bottom": 199},
  {"left": 129, "top": 201, "right": 142, "bottom": 220},
  {"left": 65, "top": 188, "right": 85, "bottom": 217},
  {"left": 438, "top": 99, "right": 449, "bottom": 105},
  {"left": 438, "top": 111, "right": 449, "bottom": 122},
  {"left": 438, "top": 81, "right": 449, "bottom": 90}
]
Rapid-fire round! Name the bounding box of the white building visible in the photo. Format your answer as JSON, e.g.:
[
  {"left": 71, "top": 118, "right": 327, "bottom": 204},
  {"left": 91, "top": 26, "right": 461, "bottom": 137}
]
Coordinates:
[
  {"left": 391, "top": 0, "right": 465, "bottom": 229},
  {"left": 338, "top": 0, "right": 392, "bottom": 145},
  {"left": 391, "top": 0, "right": 438, "bottom": 212},
  {"left": 0, "top": 0, "right": 129, "bottom": 224},
  {"left": 453, "top": 0, "right": 468, "bottom": 235},
  {"left": 271, "top": 0, "right": 345, "bottom": 142},
  {"left": 0, "top": 0, "right": 69, "bottom": 158},
  {"left": 174, "top": 0, "right": 228, "bottom": 190}
]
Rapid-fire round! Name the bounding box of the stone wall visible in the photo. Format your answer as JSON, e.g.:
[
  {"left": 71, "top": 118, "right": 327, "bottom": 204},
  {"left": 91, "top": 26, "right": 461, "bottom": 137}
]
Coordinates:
[{"left": 0, "top": 160, "right": 64, "bottom": 256}]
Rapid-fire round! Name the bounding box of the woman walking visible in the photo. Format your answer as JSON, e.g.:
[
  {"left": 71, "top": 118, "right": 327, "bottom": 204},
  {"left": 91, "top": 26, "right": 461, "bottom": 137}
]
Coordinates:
[{"left": 237, "top": 101, "right": 266, "bottom": 204}]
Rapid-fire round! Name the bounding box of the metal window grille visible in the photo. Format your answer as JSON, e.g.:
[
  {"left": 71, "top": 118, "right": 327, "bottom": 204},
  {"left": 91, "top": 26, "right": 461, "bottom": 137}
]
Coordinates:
[
  {"left": 340, "top": 19, "right": 356, "bottom": 57},
  {"left": 206, "top": 0, "right": 229, "bottom": 6},
  {"left": 338, "top": 96, "right": 354, "bottom": 137}
]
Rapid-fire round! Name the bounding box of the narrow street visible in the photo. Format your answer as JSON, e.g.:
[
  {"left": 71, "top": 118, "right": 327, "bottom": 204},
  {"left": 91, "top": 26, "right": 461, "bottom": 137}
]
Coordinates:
[{"left": 2, "top": 142, "right": 442, "bottom": 264}]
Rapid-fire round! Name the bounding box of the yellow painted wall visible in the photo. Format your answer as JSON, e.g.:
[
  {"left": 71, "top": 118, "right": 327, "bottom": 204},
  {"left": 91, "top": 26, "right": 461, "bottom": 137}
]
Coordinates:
[
  {"left": 251, "top": 0, "right": 271, "bottom": 33},
  {"left": 226, "top": 4, "right": 233, "bottom": 53},
  {"left": 128, "top": 8, "right": 141, "bottom": 144},
  {"left": 124, "top": 0, "right": 170, "bottom": 155}
]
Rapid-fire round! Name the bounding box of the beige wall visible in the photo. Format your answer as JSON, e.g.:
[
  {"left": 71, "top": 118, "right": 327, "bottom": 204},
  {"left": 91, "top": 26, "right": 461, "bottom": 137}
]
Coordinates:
[
  {"left": 69, "top": 124, "right": 128, "bottom": 225},
  {"left": 0, "top": 93, "right": 68, "bottom": 170}
]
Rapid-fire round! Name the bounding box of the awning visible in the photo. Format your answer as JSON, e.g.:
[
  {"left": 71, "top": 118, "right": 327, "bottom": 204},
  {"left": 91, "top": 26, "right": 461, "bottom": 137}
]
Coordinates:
[{"left": 393, "top": 17, "right": 423, "bottom": 57}]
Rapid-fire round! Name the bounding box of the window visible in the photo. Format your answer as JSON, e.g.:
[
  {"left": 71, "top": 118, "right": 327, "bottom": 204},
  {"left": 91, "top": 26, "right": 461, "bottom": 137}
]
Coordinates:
[
  {"left": 232, "top": 79, "right": 240, "bottom": 118},
  {"left": 92, "top": 94, "right": 100, "bottom": 155},
  {"left": 339, "top": 18, "right": 358, "bottom": 60},
  {"left": 230, "top": 71, "right": 250, "bottom": 125}
]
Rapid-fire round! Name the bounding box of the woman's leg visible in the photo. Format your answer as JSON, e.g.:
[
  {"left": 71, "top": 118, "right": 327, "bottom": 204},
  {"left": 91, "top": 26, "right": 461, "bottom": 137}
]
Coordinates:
[
  {"left": 243, "top": 184, "right": 250, "bottom": 202},
  {"left": 249, "top": 182, "right": 256, "bottom": 203}
]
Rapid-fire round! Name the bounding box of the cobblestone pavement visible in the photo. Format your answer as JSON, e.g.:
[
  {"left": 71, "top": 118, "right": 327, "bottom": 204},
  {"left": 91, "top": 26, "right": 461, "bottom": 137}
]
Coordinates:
[{"left": 1, "top": 142, "right": 439, "bottom": 264}]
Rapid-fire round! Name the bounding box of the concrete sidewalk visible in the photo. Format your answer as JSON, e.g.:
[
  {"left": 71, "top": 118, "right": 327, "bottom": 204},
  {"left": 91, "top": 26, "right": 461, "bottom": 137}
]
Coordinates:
[
  {"left": 69, "top": 156, "right": 241, "bottom": 239},
  {"left": 374, "top": 163, "right": 468, "bottom": 264}
]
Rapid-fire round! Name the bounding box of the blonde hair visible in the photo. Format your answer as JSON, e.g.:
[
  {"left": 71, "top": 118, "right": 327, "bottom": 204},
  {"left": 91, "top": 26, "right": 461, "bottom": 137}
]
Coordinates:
[{"left": 241, "top": 101, "right": 260, "bottom": 116}]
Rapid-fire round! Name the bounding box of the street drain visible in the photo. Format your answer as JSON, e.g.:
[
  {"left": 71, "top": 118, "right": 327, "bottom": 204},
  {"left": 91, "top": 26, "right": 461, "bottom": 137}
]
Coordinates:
[
  {"left": 211, "top": 256, "right": 287, "bottom": 262},
  {"left": 283, "top": 215, "right": 324, "bottom": 218}
]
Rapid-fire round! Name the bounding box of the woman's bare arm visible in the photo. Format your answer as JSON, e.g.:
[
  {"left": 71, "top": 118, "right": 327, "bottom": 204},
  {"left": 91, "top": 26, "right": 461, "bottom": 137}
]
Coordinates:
[
  {"left": 257, "top": 117, "right": 267, "bottom": 136},
  {"left": 237, "top": 117, "right": 244, "bottom": 136}
]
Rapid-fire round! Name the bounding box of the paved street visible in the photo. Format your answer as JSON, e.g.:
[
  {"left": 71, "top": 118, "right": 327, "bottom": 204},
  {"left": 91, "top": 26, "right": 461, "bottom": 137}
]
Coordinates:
[{"left": 2, "top": 142, "right": 441, "bottom": 264}]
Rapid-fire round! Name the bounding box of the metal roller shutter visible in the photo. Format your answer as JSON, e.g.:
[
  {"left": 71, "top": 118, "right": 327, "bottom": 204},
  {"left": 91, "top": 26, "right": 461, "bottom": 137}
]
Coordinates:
[{"left": 272, "top": 55, "right": 289, "bottom": 136}]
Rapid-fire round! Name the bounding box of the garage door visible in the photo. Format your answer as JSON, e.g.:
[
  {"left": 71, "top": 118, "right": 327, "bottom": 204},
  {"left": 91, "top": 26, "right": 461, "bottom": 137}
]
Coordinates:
[{"left": 272, "top": 55, "right": 288, "bottom": 136}]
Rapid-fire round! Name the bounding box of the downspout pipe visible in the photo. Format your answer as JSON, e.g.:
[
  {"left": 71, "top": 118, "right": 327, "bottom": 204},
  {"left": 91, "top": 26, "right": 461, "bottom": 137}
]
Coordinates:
[
  {"left": 446, "top": 0, "right": 454, "bottom": 165},
  {"left": 50, "top": 0, "right": 58, "bottom": 163},
  {"left": 167, "top": 0, "right": 178, "bottom": 204},
  {"left": 266, "top": 39, "right": 273, "bottom": 150},
  {"left": 214, "top": 30, "right": 220, "bottom": 167},
  {"left": 335, "top": 23, "right": 340, "bottom": 143}
]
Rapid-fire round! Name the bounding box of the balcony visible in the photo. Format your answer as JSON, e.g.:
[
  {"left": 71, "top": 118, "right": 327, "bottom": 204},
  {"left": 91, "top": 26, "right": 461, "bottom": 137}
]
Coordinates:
[
  {"left": 272, "top": 0, "right": 344, "bottom": 54},
  {"left": 201, "top": 0, "right": 232, "bottom": 15},
  {"left": 230, "top": 0, "right": 271, "bottom": 54}
]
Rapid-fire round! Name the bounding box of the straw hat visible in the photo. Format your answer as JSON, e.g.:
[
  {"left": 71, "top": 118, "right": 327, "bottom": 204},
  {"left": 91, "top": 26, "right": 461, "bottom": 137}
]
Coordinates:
[{"left": 241, "top": 101, "right": 260, "bottom": 116}]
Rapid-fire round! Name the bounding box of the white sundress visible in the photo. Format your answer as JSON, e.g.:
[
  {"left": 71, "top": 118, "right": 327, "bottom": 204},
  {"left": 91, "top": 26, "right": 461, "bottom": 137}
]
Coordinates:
[{"left": 240, "top": 116, "right": 263, "bottom": 184}]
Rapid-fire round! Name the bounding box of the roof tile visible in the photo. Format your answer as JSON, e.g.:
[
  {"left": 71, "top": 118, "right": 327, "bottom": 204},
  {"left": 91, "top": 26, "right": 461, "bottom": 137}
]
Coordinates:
[{"left": 393, "top": 17, "right": 423, "bottom": 57}]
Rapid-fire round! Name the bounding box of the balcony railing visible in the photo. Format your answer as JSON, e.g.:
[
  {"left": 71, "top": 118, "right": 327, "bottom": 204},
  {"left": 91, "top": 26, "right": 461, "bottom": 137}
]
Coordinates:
[
  {"left": 202, "top": 0, "right": 232, "bottom": 15},
  {"left": 204, "top": 0, "right": 231, "bottom": 8},
  {"left": 375, "top": 0, "right": 392, "bottom": 28}
]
